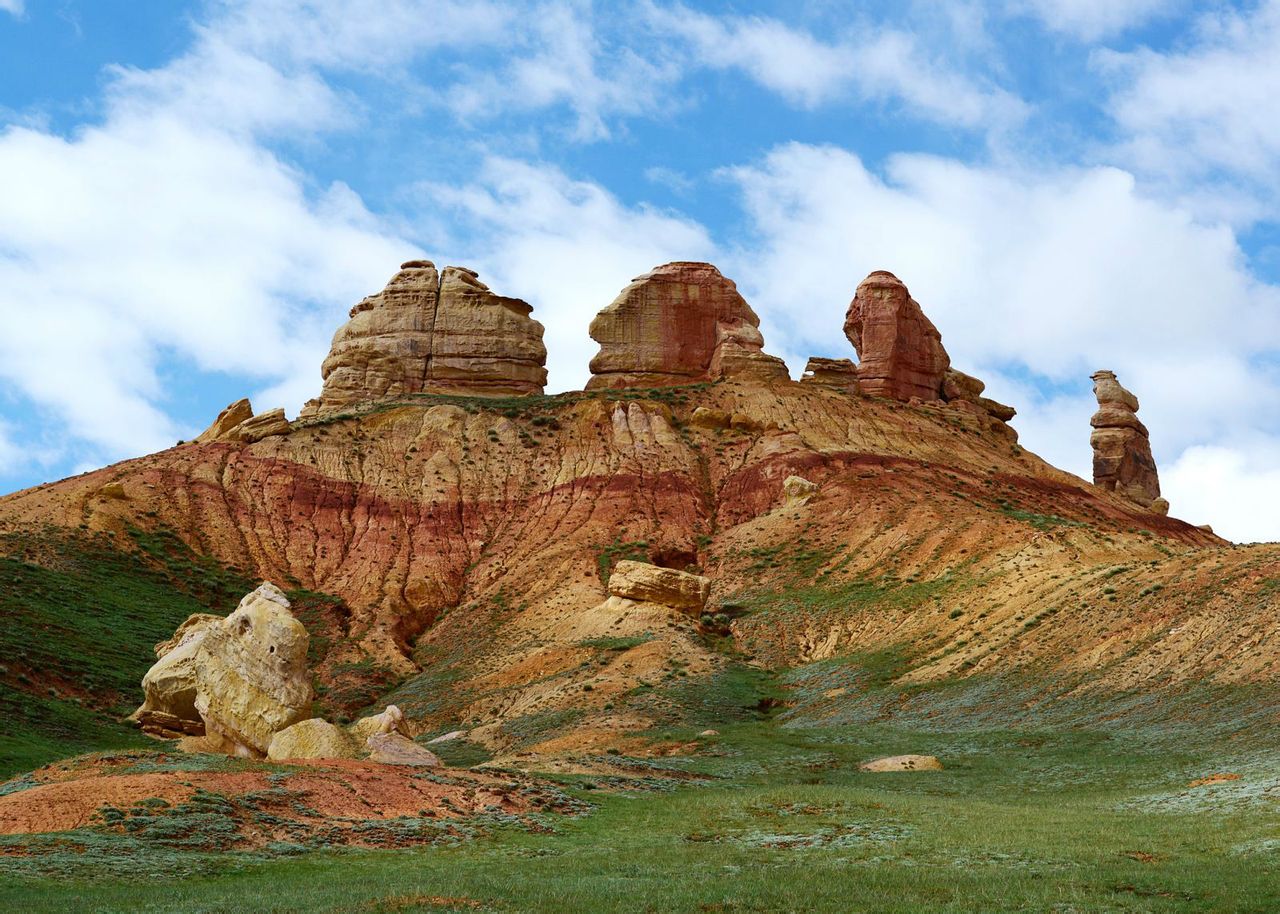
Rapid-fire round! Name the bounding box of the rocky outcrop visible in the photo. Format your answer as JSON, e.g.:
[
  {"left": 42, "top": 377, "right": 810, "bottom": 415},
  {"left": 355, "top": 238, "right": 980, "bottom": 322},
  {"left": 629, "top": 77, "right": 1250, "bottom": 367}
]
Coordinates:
[
  {"left": 193, "top": 583, "right": 313, "bottom": 757},
  {"left": 131, "top": 613, "right": 221, "bottom": 736},
  {"left": 800, "top": 357, "right": 860, "bottom": 394},
  {"left": 228, "top": 408, "right": 290, "bottom": 443},
  {"left": 303, "top": 261, "right": 547, "bottom": 415},
  {"left": 586, "top": 262, "right": 788, "bottom": 389},
  {"left": 365, "top": 732, "right": 442, "bottom": 767},
  {"left": 196, "top": 399, "right": 254, "bottom": 443},
  {"left": 267, "top": 718, "right": 358, "bottom": 761},
  {"left": 845, "top": 271, "right": 950, "bottom": 401},
  {"left": 860, "top": 754, "right": 943, "bottom": 772},
  {"left": 607, "top": 560, "right": 710, "bottom": 613},
  {"left": 349, "top": 704, "right": 408, "bottom": 744},
  {"left": 941, "top": 369, "right": 1017, "bottom": 423},
  {"left": 782, "top": 475, "right": 819, "bottom": 507},
  {"left": 1090, "top": 371, "right": 1165, "bottom": 513}
]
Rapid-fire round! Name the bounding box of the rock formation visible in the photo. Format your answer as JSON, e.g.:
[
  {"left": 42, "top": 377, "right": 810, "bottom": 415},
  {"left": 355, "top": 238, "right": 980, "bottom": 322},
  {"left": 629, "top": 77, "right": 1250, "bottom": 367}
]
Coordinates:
[
  {"left": 228, "top": 408, "right": 291, "bottom": 443},
  {"left": 782, "top": 475, "right": 819, "bottom": 507},
  {"left": 586, "top": 262, "right": 789, "bottom": 389},
  {"left": 365, "top": 732, "right": 442, "bottom": 767},
  {"left": 844, "top": 271, "right": 951, "bottom": 401},
  {"left": 349, "top": 704, "right": 409, "bottom": 744},
  {"left": 303, "top": 261, "right": 547, "bottom": 415},
  {"left": 193, "top": 583, "right": 314, "bottom": 757},
  {"left": 607, "top": 559, "right": 710, "bottom": 613},
  {"left": 196, "top": 399, "right": 254, "bottom": 443},
  {"left": 267, "top": 718, "right": 358, "bottom": 761},
  {"left": 844, "top": 271, "right": 1015, "bottom": 426},
  {"left": 131, "top": 613, "right": 221, "bottom": 737},
  {"left": 860, "top": 754, "right": 943, "bottom": 772},
  {"left": 1090, "top": 370, "right": 1166, "bottom": 514},
  {"left": 800, "top": 357, "right": 860, "bottom": 394}
]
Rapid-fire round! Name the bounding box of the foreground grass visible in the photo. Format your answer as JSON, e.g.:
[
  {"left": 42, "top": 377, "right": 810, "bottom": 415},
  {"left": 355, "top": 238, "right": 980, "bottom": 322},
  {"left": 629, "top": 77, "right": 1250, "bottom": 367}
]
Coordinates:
[{"left": 4, "top": 719, "right": 1278, "bottom": 913}]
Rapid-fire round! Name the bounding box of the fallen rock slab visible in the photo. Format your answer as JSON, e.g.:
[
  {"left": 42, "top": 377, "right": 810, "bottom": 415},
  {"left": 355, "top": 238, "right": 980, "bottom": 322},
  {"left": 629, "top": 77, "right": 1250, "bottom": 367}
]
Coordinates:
[
  {"left": 268, "top": 718, "right": 358, "bottom": 761},
  {"left": 367, "top": 732, "right": 443, "bottom": 767},
  {"left": 860, "top": 755, "right": 943, "bottom": 772},
  {"left": 607, "top": 559, "right": 710, "bottom": 613}
]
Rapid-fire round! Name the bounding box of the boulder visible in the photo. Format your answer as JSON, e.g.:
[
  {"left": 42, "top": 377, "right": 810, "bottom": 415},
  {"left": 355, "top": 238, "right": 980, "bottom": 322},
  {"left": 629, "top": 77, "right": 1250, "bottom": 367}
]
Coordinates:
[
  {"left": 349, "top": 704, "right": 408, "bottom": 744},
  {"left": 607, "top": 559, "right": 710, "bottom": 613},
  {"left": 196, "top": 398, "right": 254, "bottom": 443},
  {"left": 800, "top": 357, "right": 860, "bottom": 394},
  {"left": 860, "top": 754, "right": 943, "bottom": 772},
  {"left": 267, "top": 718, "right": 358, "bottom": 761},
  {"left": 193, "top": 583, "right": 313, "bottom": 757},
  {"left": 845, "top": 271, "right": 950, "bottom": 401},
  {"left": 586, "top": 262, "right": 789, "bottom": 389},
  {"left": 782, "top": 475, "right": 819, "bottom": 507},
  {"left": 131, "top": 613, "right": 222, "bottom": 732},
  {"left": 1089, "top": 371, "right": 1163, "bottom": 511},
  {"left": 690, "top": 407, "right": 730, "bottom": 429},
  {"left": 366, "top": 732, "right": 443, "bottom": 767},
  {"left": 303, "top": 260, "right": 547, "bottom": 415},
  {"left": 428, "top": 730, "right": 467, "bottom": 745},
  {"left": 229, "top": 408, "right": 290, "bottom": 443}
]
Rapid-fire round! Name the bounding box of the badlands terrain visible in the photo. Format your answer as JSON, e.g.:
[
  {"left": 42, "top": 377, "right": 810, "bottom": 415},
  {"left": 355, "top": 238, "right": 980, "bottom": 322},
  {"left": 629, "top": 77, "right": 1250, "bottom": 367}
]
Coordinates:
[{"left": 1, "top": 260, "right": 1278, "bottom": 912}]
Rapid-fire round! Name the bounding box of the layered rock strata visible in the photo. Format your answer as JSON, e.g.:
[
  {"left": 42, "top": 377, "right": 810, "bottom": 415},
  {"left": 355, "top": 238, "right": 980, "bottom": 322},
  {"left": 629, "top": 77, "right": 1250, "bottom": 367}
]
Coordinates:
[
  {"left": 586, "top": 262, "right": 789, "bottom": 389},
  {"left": 1090, "top": 370, "right": 1166, "bottom": 514},
  {"left": 800, "top": 357, "right": 860, "bottom": 394},
  {"left": 607, "top": 559, "right": 710, "bottom": 613},
  {"left": 304, "top": 260, "right": 547, "bottom": 415},
  {"left": 844, "top": 271, "right": 951, "bottom": 401},
  {"left": 196, "top": 399, "right": 254, "bottom": 443}
]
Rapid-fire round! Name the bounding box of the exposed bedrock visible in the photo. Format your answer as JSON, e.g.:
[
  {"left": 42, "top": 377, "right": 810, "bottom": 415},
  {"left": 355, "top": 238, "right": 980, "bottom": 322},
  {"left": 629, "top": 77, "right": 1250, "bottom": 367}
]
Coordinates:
[
  {"left": 1090, "top": 370, "right": 1166, "bottom": 514},
  {"left": 303, "top": 260, "right": 547, "bottom": 415},
  {"left": 586, "top": 262, "right": 789, "bottom": 389}
]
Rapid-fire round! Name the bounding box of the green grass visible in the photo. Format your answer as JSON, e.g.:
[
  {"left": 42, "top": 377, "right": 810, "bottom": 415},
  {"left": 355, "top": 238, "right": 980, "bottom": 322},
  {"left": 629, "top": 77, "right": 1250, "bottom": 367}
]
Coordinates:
[
  {"left": 0, "top": 528, "right": 253, "bottom": 778},
  {"left": 4, "top": 715, "right": 1279, "bottom": 913}
]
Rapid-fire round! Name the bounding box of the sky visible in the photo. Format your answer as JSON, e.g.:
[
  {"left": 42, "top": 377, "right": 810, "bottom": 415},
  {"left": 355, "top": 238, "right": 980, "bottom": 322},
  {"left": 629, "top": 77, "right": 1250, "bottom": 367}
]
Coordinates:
[{"left": 0, "top": 0, "right": 1278, "bottom": 542}]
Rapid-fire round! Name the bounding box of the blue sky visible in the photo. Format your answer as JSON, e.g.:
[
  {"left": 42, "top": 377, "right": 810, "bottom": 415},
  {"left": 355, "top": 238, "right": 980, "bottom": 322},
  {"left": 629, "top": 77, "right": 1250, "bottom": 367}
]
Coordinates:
[{"left": 2, "top": 0, "right": 1279, "bottom": 541}]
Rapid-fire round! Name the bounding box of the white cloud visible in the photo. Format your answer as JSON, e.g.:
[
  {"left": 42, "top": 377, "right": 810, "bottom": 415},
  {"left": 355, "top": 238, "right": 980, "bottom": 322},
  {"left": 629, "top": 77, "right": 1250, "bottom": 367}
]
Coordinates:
[
  {"left": 0, "top": 0, "right": 23, "bottom": 18},
  {"left": 424, "top": 156, "right": 715, "bottom": 393},
  {"left": 1164, "top": 443, "right": 1280, "bottom": 543},
  {"left": 724, "top": 143, "right": 1280, "bottom": 538},
  {"left": 1009, "top": 0, "right": 1175, "bottom": 40},
  {"left": 1097, "top": 1, "right": 1280, "bottom": 216},
  {"left": 643, "top": 2, "right": 1027, "bottom": 130}
]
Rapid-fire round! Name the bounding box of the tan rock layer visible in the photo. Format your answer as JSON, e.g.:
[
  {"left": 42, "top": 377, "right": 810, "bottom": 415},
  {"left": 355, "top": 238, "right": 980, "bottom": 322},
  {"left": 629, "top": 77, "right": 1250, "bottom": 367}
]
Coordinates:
[{"left": 306, "top": 260, "right": 547, "bottom": 414}]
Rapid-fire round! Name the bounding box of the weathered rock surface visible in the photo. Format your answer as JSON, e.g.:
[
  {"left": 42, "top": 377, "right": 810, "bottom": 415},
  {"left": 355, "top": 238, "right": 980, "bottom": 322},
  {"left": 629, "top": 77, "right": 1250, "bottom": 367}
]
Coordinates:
[
  {"left": 132, "top": 613, "right": 221, "bottom": 734},
  {"left": 586, "top": 262, "right": 788, "bottom": 389},
  {"left": 349, "top": 704, "right": 408, "bottom": 744},
  {"left": 193, "top": 583, "right": 313, "bottom": 757},
  {"left": 800, "top": 357, "right": 860, "bottom": 394},
  {"left": 228, "top": 408, "right": 290, "bottom": 443},
  {"left": 304, "top": 261, "right": 547, "bottom": 415},
  {"left": 366, "top": 732, "right": 442, "bottom": 767},
  {"left": 845, "top": 271, "right": 950, "bottom": 401},
  {"left": 782, "top": 475, "right": 819, "bottom": 507},
  {"left": 860, "top": 754, "right": 943, "bottom": 772},
  {"left": 267, "top": 718, "right": 358, "bottom": 761},
  {"left": 1090, "top": 371, "right": 1164, "bottom": 513},
  {"left": 196, "top": 398, "right": 254, "bottom": 443},
  {"left": 607, "top": 560, "right": 710, "bottom": 613}
]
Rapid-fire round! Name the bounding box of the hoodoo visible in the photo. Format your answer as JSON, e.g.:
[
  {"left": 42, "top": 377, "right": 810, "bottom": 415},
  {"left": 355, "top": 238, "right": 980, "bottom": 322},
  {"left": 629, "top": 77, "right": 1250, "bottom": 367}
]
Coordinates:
[
  {"left": 586, "top": 261, "right": 789, "bottom": 389},
  {"left": 302, "top": 260, "right": 547, "bottom": 416},
  {"left": 844, "top": 270, "right": 950, "bottom": 401},
  {"left": 1090, "top": 370, "right": 1167, "bottom": 514}
]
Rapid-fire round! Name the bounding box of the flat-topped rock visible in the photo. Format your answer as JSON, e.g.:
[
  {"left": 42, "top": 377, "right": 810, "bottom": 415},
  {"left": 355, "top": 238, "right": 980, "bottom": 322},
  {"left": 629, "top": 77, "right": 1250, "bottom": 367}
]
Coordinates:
[
  {"left": 303, "top": 260, "right": 547, "bottom": 415},
  {"left": 607, "top": 559, "right": 710, "bottom": 613},
  {"left": 586, "top": 262, "right": 788, "bottom": 389},
  {"left": 800, "top": 357, "right": 860, "bottom": 394}
]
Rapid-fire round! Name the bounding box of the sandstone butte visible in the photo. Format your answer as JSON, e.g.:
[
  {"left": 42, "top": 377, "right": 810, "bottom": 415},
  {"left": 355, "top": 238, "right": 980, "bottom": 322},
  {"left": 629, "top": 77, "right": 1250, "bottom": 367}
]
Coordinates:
[
  {"left": 2, "top": 259, "right": 1275, "bottom": 768},
  {"left": 1090, "top": 370, "right": 1167, "bottom": 515},
  {"left": 301, "top": 260, "right": 548, "bottom": 416}
]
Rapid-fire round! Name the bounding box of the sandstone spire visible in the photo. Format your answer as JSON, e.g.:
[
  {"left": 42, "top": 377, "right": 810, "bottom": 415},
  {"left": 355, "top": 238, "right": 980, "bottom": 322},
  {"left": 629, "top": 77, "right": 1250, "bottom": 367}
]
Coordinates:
[
  {"left": 585, "top": 262, "right": 789, "bottom": 389},
  {"left": 1090, "top": 370, "right": 1167, "bottom": 514},
  {"left": 302, "top": 260, "right": 547, "bottom": 415},
  {"left": 844, "top": 270, "right": 951, "bottom": 401}
]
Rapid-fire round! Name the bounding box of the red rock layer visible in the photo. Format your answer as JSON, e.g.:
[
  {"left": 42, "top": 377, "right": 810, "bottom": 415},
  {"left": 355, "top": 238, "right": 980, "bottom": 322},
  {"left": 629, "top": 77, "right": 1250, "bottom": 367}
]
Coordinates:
[
  {"left": 586, "top": 262, "right": 789, "bottom": 389},
  {"left": 844, "top": 271, "right": 950, "bottom": 401}
]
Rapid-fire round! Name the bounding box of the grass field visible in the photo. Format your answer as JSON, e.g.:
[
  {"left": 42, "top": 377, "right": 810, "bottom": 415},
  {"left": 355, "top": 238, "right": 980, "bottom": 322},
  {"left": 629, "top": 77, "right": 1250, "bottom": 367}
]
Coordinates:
[{"left": 3, "top": 713, "right": 1277, "bottom": 913}]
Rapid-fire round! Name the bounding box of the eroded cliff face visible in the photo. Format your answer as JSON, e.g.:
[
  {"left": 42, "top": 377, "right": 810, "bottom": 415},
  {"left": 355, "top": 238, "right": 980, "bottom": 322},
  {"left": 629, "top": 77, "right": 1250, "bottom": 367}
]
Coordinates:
[
  {"left": 1, "top": 259, "right": 1269, "bottom": 763},
  {"left": 304, "top": 261, "right": 547, "bottom": 416}
]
